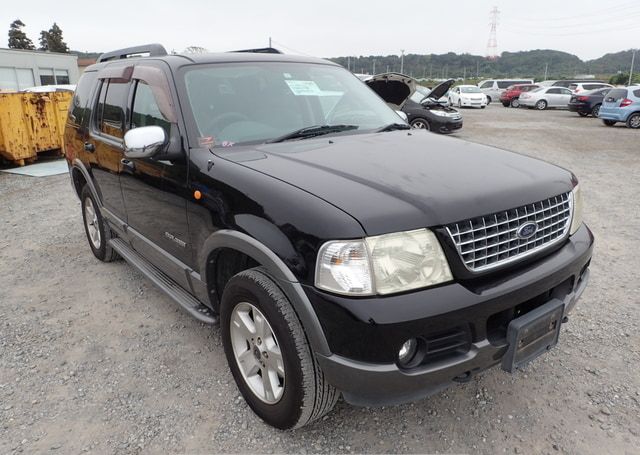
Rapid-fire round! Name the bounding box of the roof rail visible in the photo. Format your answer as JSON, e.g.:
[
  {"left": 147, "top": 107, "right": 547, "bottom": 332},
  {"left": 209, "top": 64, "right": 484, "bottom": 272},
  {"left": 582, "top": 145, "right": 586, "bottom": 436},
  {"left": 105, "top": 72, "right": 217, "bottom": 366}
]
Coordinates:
[
  {"left": 228, "top": 47, "right": 283, "bottom": 54},
  {"left": 98, "top": 44, "right": 167, "bottom": 63}
]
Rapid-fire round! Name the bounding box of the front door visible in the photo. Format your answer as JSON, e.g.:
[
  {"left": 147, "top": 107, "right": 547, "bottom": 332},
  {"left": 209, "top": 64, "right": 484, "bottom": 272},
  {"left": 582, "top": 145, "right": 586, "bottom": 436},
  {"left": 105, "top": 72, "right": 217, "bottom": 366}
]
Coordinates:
[{"left": 119, "top": 65, "right": 193, "bottom": 288}]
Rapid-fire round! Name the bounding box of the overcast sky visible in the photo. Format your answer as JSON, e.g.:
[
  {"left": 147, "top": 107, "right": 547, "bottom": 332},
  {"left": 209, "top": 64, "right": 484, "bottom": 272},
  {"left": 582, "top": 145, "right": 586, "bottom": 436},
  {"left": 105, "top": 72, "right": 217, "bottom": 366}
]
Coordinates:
[{"left": 3, "top": 0, "right": 638, "bottom": 60}]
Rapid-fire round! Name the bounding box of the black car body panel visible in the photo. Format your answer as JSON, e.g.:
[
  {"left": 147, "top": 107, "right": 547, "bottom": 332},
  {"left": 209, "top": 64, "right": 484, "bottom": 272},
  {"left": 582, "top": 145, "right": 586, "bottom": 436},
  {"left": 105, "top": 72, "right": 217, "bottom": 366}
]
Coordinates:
[
  {"left": 219, "top": 131, "right": 573, "bottom": 236},
  {"left": 64, "top": 48, "right": 593, "bottom": 409},
  {"left": 568, "top": 88, "right": 611, "bottom": 115}
]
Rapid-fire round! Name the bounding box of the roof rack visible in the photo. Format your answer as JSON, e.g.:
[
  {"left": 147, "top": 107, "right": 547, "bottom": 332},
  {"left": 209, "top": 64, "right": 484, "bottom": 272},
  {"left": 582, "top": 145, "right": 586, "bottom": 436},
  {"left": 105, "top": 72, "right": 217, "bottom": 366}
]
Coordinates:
[
  {"left": 97, "top": 44, "right": 167, "bottom": 63},
  {"left": 228, "top": 47, "right": 283, "bottom": 54}
]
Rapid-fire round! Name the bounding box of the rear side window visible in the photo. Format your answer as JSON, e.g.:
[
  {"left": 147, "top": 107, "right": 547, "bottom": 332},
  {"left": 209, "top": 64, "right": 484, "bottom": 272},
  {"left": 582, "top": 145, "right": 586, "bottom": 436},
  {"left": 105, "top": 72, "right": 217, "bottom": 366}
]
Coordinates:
[
  {"left": 497, "top": 81, "right": 511, "bottom": 89},
  {"left": 634, "top": 89, "right": 640, "bottom": 97},
  {"left": 547, "top": 88, "right": 561, "bottom": 94},
  {"left": 568, "top": 84, "right": 578, "bottom": 90},
  {"left": 479, "top": 81, "right": 493, "bottom": 89},
  {"left": 69, "top": 71, "right": 97, "bottom": 126},
  {"left": 96, "top": 79, "right": 129, "bottom": 138}
]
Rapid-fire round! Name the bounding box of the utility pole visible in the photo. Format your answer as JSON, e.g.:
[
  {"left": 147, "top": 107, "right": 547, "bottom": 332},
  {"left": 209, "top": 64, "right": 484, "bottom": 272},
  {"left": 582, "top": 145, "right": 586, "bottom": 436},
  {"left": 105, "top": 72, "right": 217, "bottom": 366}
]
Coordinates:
[
  {"left": 463, "top": 67, "right": 466, "bottom": 84},
  {"left": 476, "top": 60, "right": 480, "bottom": 78},
  {"left": 400, "top": 49, "right": 405, "bottom": 74},
  {"left": 629, "top": 49, "right": 637, "bottom": 85},
  {"left": 386, "top": 64, "right": 390, "bottom": 73},
  {"left": 544, "top": 63, "right": 548, "bottom": 81},
  {"left": 429, "top": 63, "right": 433, "bottom": 79},
  {"left": 347, "top": 56, "right": 351, "bottom": 72},
  {"left": 372, "top": 59, "right": 376, "bottom": 75},
  {"left": 269, "top": 37, "right": 272, "bottom": 48}
]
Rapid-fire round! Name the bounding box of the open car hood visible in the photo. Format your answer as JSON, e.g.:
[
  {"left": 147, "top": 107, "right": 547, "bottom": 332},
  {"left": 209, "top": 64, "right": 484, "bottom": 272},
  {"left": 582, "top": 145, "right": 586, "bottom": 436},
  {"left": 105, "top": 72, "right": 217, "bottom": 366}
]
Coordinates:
[
  {"left": 426, "top": 79, "right": 455, "bottom": 102},
  {"left": 365, "top": 73, "right": 416, "bottom": 109}
]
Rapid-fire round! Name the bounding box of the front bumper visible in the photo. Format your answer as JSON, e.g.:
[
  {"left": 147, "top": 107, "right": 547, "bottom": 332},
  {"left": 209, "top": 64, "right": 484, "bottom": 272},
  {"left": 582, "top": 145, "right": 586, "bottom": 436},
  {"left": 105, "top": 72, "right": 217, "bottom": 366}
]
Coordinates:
[
  {"left": 459, "top": 98, "right": 487, "bottom": 108},
  {"left": 309, "top": 224, "right": 593, "bottom": 406},
  {"left": 432, "top": 117, "right": 463, "bottom": 134}
]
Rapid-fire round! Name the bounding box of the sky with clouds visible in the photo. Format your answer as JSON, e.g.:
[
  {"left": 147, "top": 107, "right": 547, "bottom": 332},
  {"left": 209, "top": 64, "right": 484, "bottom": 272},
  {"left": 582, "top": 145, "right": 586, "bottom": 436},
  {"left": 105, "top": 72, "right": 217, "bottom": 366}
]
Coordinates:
[{"left": 2, "top": 0, "right": 638, "bottom": 60}]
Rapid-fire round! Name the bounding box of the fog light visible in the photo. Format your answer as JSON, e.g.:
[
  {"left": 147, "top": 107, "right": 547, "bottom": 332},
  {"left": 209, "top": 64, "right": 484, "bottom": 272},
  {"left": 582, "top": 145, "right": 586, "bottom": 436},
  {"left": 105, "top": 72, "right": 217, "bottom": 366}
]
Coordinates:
[{"left": 398, "top": 338, "right": 418, "bottom": 365}]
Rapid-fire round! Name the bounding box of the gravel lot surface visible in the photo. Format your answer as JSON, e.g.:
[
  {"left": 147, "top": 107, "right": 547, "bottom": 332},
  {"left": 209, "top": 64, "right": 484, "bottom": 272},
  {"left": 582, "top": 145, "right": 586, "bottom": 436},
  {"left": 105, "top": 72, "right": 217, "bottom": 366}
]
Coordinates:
[{"left": 1, "top": 104, "right": 639, "bottom": 454}]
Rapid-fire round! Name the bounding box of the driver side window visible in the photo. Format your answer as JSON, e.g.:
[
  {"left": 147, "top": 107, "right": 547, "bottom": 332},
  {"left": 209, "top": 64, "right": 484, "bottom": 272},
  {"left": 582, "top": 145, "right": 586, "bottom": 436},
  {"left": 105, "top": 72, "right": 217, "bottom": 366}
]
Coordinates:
[{"left": 130, "top": 81, "right": 171, "bottom": 136}]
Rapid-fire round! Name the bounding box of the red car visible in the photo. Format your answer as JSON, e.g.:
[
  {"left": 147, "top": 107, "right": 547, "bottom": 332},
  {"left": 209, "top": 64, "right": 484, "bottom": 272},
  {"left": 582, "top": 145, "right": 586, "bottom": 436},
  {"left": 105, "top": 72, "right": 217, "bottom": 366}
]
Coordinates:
[{"left": 500, "top": 84, "right": 540, "bottom": 108}]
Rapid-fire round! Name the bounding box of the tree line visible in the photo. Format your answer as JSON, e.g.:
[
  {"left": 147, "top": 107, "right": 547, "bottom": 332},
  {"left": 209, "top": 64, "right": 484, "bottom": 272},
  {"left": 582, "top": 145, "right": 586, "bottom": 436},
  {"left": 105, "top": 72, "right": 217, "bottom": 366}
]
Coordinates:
[{"left": 7, "top": 19, "right": 68, "bottom": 53}]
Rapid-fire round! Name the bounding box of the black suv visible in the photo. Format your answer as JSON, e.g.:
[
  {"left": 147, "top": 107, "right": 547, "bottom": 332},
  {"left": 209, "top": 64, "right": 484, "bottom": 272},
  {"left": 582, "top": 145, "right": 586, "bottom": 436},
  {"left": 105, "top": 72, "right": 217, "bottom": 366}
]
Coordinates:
[{"left": 65, "top": 44, "right": 593, "bottom": 430}]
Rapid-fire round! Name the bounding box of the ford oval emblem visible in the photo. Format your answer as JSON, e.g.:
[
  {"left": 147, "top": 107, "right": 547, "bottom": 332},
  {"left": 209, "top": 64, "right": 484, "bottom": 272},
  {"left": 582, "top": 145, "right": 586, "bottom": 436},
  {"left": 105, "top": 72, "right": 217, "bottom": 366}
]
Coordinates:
[{"left": 517, "top": 221, "right": 538, "bottom": 239}]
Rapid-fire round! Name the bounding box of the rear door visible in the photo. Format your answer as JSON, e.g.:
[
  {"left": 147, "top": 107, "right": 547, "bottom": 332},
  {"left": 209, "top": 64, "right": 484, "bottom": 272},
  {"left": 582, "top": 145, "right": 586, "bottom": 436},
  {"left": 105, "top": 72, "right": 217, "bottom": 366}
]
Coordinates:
[
  {"left": 119, "top": 62, "right": 193, "bottom": 287},
  {"left": 89, "top": 73, "right": 131, "bottom": 222}
]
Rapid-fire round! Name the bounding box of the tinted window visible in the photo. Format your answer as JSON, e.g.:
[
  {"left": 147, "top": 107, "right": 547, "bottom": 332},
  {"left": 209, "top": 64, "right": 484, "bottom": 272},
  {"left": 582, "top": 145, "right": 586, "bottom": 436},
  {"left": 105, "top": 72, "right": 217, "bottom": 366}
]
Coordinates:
[
  {"left": 547, "top": 88, "right": 560, "bottom": 94},
  {"left": 69, "top": 71, "right": 97, "bottom": 126},
  {"left": 55, "top": 69, "right": 70, "bottom": 85},
  {"left": 568, "top": 84, "right": 578, "bottom": 90},
  {"left": 497, "top": 81, "right": 512, "bottom": 89},
  {"left": 479, "top": 81, "right": 493, "bottom": 89},
  {"left": 131, "top": 81, "right": 171, "bottom": 134},
  {"left": 634, "top": 89, "right": 640, "bottom": 97},
  {"left": 605, "top": 89, "right": 628, "bottom": 101},
  {"left": 98, "top": 80, "right": 128, "bottom": 138}
]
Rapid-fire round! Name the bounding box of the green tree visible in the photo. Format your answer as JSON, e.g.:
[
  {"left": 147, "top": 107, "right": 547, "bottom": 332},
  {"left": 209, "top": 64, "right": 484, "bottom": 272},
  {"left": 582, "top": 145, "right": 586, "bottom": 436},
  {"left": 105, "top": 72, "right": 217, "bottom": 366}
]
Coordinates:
[
  {"left": 39, "top": 23, "right": 68, "bottom": 53},
  {"left": 8, "top": 19, "right": 35, "bottom": 50},
  {"left": 609, "top": 72, "right": 640, "bottom": 85}
]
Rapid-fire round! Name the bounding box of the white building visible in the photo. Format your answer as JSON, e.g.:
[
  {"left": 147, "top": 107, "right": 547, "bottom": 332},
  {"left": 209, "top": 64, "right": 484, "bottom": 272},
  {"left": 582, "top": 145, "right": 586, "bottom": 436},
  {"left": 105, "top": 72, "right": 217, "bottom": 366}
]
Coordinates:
[{"left": 0, "top": 48, "right": 79, "bottom": 91}]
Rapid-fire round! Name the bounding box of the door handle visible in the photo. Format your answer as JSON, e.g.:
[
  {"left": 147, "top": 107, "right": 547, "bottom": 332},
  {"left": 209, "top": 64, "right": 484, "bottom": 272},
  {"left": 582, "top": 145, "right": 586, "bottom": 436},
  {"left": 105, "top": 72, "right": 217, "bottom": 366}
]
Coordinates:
[
  {"left": 84, "top": 142, "right": 95, "bottom": 153},
  {"left": 120, "top": 158, "right": 135, "bottom": 172}
]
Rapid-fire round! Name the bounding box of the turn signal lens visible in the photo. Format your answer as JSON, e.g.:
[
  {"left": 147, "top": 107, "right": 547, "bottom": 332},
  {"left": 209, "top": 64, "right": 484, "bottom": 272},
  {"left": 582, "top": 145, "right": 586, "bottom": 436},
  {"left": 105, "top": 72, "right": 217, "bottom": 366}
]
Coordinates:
[{"left": 570, "top": 185, "right": 583, "bottom": 235}]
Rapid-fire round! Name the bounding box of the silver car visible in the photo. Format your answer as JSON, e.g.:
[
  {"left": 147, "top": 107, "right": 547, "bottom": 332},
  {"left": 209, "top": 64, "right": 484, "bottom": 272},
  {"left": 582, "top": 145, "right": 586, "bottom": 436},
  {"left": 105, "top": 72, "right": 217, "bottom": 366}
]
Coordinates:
[{"left": 518, "top": 87, "right": 573, "bottom": 110}]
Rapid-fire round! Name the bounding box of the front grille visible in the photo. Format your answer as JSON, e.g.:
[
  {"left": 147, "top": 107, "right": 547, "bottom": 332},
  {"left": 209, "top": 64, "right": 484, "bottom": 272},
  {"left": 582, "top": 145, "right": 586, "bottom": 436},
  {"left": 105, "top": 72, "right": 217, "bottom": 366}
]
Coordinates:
[{"left": 446, "top": 192, "right": 573, "bottom": 272}]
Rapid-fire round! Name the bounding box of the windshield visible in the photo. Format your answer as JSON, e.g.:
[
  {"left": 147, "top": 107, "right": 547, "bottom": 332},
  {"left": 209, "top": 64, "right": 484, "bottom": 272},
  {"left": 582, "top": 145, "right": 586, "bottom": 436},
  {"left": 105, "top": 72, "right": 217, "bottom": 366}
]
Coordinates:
[
  {"left": 460, "top": 86, "right": 481, "bottom": 93},
  {"left": 182, "top": 62, "right": 402, "bottom": 145}
]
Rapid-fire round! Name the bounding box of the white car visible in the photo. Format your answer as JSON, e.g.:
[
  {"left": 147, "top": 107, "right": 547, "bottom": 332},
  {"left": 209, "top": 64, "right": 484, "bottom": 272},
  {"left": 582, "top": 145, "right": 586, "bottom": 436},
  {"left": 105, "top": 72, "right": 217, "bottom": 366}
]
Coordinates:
[
  {"left": 518, "top": 86, "right": 573, "bottom": 110},
  {"left": 448, "top": 85, "right": 487, "bottom": 108},
  {"left": 568, "top": 82, "right": 613, "bottom": 93}
]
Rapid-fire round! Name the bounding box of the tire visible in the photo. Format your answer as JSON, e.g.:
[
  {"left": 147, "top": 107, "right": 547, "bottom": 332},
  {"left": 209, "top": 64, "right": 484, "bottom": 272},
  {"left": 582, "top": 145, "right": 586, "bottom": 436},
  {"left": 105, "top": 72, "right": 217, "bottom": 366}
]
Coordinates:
[
  {"left": 410, "top": 118, "right": 431, "bottom": 131},
  {"left": 578, "top": 112, "right": 589, "bottom": 117},
  {"left": 457, "top": 99, "right": 462, "bottom": 108},
  {"left": 626, "top": 113, "right": 640, "bottom": 129},
  {"left": 502, "top": 102, "right": 509, "bottom": 107},
  {"left": 510, "top": 98, "right": 520, "bottom": 108},
  {"left": 591, "top": 104, "right": 601, "bottom": 117},
  {"left": 535, "top": 100, "right": 547, "bottom": 110},
  {"left": 80, "top": 185, "right": 118, "bottom": 262},
  {"left": 486, "top": 96, "right": 492, "bottom": 105},
  {"left": 220, "top": 269, "right": 339, "bottom": 429},
  {"left": 603, "top": 119, "right": 616, "bottom": 126}
]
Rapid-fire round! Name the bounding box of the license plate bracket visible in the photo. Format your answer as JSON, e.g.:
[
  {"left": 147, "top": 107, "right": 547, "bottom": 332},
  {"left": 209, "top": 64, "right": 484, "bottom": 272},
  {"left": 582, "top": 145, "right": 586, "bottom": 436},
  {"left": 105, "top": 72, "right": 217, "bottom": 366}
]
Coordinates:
[{"left": 501, "top": 299, "right": 564, "bottom": 373}]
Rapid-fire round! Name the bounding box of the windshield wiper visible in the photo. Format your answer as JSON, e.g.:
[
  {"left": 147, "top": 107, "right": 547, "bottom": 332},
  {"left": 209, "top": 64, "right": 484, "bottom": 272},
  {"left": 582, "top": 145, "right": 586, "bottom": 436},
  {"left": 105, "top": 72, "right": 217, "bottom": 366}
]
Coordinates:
[
  {"left": 376, "top": 123, "right": 411, "bottom": 132},
  {"left": 266, "top": 124, "right": 358, "bottom": 143}
]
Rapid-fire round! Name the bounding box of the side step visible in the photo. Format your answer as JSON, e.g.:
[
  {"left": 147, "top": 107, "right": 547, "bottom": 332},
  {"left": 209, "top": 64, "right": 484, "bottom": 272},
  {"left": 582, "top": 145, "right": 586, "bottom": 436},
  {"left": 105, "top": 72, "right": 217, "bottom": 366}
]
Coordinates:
[{"left": 109, "top": 238, "right": 218, "bottom": 325}]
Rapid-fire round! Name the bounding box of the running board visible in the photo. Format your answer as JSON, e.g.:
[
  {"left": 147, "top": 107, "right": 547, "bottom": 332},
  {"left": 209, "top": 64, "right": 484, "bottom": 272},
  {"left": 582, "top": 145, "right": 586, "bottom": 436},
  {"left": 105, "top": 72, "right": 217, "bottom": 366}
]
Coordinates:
[{"left": 109, "top": 238, "right": 218, "bottom": 325}]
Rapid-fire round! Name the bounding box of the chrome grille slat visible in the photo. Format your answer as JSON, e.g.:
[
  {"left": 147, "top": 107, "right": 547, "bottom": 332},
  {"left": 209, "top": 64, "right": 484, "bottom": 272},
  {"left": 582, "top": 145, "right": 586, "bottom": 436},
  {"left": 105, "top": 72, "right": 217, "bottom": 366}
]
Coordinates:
[{"left": 446, "top": 192, "right": 573, "bottom": 272}]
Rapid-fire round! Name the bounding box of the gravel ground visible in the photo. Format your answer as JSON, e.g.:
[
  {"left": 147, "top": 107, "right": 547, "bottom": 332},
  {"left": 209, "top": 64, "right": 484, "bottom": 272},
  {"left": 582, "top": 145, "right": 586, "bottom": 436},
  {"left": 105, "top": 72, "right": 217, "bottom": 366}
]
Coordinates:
[{"left": 1, "top": 104, "right": 639, "bottom": 454}]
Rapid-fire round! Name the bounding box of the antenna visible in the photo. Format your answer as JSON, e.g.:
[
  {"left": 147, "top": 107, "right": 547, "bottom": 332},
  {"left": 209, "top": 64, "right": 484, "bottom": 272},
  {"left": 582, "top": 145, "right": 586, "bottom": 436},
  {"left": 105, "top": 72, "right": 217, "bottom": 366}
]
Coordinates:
[{"left": 487, "top": 6, "right": 500, "bottom": 60}]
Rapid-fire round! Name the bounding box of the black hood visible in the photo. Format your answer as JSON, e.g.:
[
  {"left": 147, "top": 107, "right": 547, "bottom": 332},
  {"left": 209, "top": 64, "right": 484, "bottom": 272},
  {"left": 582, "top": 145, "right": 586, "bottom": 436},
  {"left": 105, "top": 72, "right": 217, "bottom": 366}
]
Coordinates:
[
  {"left": 426, "top": 79, "right": 455, "bottom": 101},
  {"left": 217, "top": 132, "right": 574, "bottom": 236}
]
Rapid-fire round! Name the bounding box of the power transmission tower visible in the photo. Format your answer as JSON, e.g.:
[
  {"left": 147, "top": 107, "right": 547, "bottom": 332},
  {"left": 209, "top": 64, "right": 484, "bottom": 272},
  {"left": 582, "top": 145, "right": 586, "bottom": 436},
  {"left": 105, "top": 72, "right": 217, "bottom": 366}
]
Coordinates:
[{"left": 486, "top": 6, "right": 499, "bottom": 60}]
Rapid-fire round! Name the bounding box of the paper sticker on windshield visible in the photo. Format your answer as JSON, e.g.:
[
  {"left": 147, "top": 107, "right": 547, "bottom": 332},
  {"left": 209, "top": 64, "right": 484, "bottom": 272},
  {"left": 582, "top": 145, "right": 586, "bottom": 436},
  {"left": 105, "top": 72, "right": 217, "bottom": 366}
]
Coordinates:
[{"left": 285, "top": 80, "right": 322, "bottom": 96}]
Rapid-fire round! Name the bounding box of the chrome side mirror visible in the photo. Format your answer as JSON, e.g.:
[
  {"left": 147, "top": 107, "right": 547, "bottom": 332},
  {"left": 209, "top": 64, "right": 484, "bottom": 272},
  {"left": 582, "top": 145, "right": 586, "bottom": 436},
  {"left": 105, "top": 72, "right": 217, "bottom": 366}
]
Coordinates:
[
  {"left": 395, "top": 110, "right": 408, "bottom": 122},
  {"left": 123, "top": 126, "right": 166, "bottom": 159}
]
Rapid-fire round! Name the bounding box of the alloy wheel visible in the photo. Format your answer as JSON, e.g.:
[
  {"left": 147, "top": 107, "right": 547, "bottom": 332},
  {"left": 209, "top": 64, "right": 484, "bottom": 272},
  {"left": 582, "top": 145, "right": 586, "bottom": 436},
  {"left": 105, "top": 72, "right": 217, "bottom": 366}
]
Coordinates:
[
  {"left": 84, "top": 197, "right": 101, "bottom": 249},
  {"left": 229, "top": 302, "right": 285, "bottom": 404},
  {"left": 411, "top": 119, "right": 430, "bottom": 130}
]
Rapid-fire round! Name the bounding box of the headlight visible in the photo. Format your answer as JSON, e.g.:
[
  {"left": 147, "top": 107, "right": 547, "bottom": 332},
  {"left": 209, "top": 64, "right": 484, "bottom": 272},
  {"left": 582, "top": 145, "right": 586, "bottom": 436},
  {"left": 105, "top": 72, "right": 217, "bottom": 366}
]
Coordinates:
[
  {"left": 431, "top": 110, "right": 452, "bottom": 117},
  {"left": 570, "top": 184, "right": 583, "bottom": 235},
  {"left": 315, "top": 228, "right": 452, "bottom": 296}
]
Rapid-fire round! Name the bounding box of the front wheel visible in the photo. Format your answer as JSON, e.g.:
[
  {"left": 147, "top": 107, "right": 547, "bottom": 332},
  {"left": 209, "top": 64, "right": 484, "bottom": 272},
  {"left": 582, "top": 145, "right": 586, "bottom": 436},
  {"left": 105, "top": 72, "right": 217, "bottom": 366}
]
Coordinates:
[
  {"left": 603, "top": 119, "right": 616, "bottom": 126},
  {"left": 410, "top": 118, "right": 431, "bottom": 130},
  {"left": 535, "top": 100, "right": 548, "bottom": 110},
  {"left": 220, "top": 269, "right": 339, "bottom": 429},
  {"left": 626, "top": 113, "right": 640, "bottom": 129}
]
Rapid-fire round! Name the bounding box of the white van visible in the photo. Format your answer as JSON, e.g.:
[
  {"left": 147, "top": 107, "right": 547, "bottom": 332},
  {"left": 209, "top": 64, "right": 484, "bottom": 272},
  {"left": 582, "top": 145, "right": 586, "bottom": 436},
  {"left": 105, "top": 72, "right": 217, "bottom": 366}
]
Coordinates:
[{"left": 477, "top": 79, "right": 534, "bottom": 104}]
